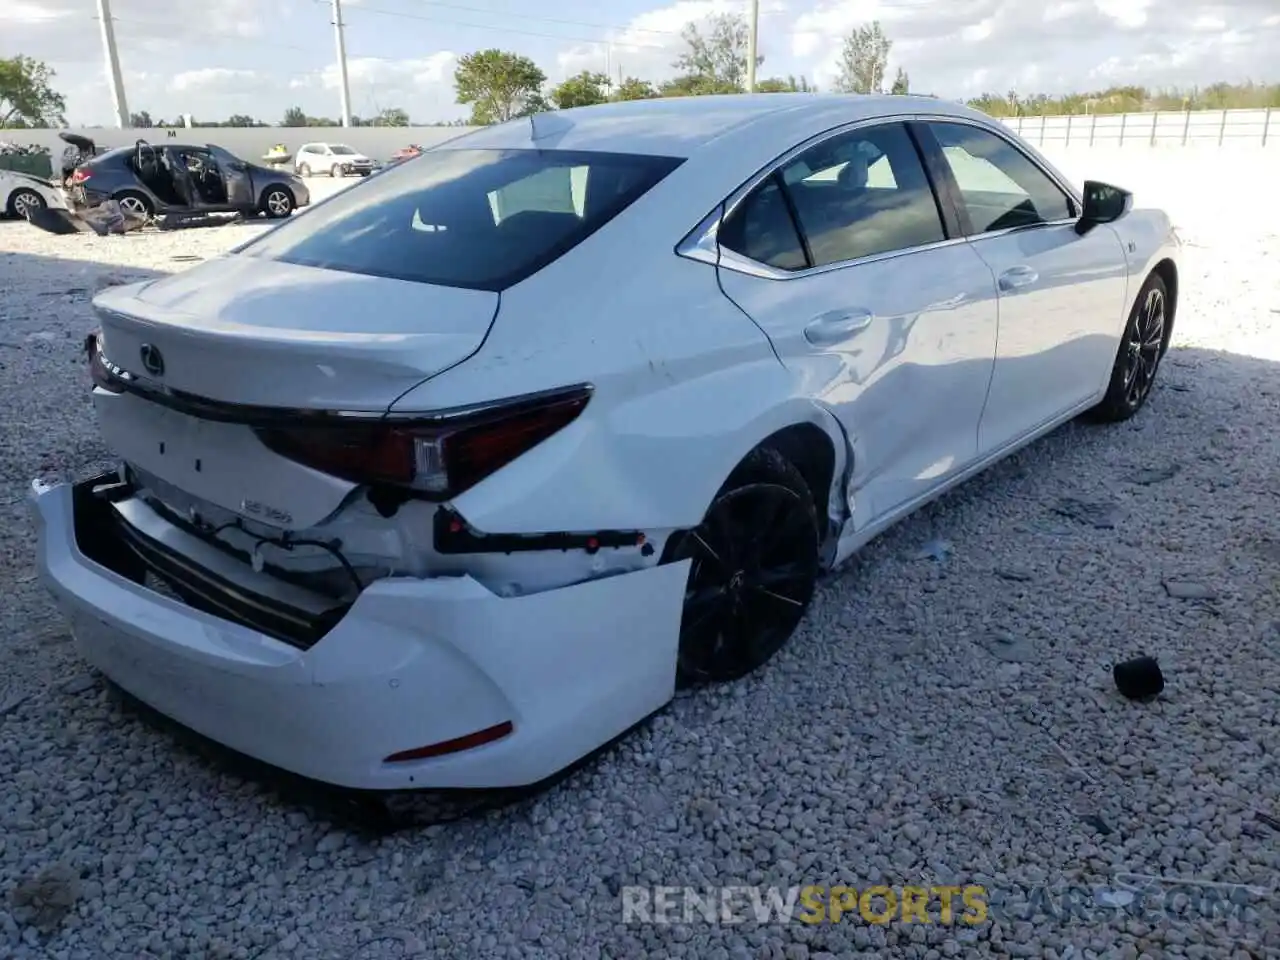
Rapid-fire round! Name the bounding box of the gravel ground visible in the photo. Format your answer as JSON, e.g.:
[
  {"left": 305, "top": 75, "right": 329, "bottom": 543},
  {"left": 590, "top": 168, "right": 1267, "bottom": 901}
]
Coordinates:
[{"left": 1, "top": 150, "right": 1278, "bottom": 959}]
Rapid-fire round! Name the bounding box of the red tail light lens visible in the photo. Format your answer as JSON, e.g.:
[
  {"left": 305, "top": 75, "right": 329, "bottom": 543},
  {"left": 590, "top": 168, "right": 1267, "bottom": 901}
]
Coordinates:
[
  {"left": 255, "top": 385, "right": 591, "bottom": 500},
  {"left": 71, "top": 169, "right": 91, "bottom": 184}
]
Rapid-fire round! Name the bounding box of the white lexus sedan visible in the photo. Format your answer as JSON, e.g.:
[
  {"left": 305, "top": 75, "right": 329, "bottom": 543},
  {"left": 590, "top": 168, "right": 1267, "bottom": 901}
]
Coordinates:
[{"left": 31, "top": 94, "right": 1180, "bottom": 791}]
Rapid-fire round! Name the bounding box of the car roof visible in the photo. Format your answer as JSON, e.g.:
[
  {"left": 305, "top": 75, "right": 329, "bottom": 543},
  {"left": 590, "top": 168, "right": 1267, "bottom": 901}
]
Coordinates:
[{"left": 437, "top": 93, "right": 992, "bottom": 158}]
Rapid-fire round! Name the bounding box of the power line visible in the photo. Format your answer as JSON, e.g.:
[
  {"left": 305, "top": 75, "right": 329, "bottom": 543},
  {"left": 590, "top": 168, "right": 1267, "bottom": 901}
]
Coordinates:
[
  {"left": 313, "top": 0, "right": 667, "bottom": 50},
  {"left": 97, "top": 14, "right": 325, "bottom": 55}
]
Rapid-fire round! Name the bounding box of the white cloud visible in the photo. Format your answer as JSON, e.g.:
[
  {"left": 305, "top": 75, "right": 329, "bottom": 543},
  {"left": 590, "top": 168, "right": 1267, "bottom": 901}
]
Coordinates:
[
  {"left": 556, "top": 0, "right": 787, "bottom": 87},
  {"left": 1093, "top": 0, "right": 1154, "bottom": 28},
  {"left": 0, "top": 0, "right": 71, "bottom": 22},
  {"left": 172, "top": 68, "right": 261, "bottom": 93}
]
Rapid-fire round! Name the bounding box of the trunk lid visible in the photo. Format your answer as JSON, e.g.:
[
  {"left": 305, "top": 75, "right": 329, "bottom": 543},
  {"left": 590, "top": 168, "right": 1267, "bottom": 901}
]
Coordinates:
[{"left": 93, "top": 254, "right": 498, "bottom": 411}]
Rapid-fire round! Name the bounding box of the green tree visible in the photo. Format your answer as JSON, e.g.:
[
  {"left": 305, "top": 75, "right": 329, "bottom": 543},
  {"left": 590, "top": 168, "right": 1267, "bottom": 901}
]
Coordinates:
[
  {"left": 282, "top": 105, "right": 308, "bottom": 127},
  {"left": 756, "top": 75, "right": 815, "bottom": 93},
  {"left": 665, "top": 13, "right": 761, "bottom": 96},
  {"left": 130, "top": 110, "right": 153, "bottom": 127},
  {"left": 612, "top": 76, "right": 658, "bottom": 101},
  {"left": 551, "top": 71, "right": 609, "bottom": 109},
  {"left": 834, "top": 22, "right": 892, "bottom": 94},
  {"left": 890, "top": 68, "right": 909, "bottom": 95},
  {"left": 376, "top": 107, "right": 411, "bottom": 126},
  {"left": 0, "top": 55, "right": 66, "bottom": 127},
  {"left": 225, "top": 113, "right": 260, "bottom": 127},
  {"left": 454, "top": 49, "right": 547, "bottom": 125}
]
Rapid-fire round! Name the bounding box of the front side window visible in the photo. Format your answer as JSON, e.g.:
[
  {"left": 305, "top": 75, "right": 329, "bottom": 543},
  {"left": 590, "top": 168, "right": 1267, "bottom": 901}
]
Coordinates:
[
  {"left": 927, "top": 122, "right": 1073, "bottom": 232},
  {"left": 775, "top": 122, "right": 947, "bottom": 267},
  {"left": 330, "top": 145, "right": 357, "bottom": 156},
  {"left": 238, "top": 148, "right": 683, "bottom": 291}
]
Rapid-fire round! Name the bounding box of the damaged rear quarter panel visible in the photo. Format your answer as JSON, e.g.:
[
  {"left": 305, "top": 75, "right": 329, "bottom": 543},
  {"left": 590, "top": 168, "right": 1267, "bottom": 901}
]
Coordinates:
[{"left": 390, "top": 249, "right": 849, "bottom": 539}]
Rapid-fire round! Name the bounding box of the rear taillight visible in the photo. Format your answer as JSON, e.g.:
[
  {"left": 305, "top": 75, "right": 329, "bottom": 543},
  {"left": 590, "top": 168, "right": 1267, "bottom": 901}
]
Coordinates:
[
  {"left": 71, "top": 169, "right": 91, "bottom": 184},
  {"left": 255, "top": 385, "right": 591, "bottom": 500}
]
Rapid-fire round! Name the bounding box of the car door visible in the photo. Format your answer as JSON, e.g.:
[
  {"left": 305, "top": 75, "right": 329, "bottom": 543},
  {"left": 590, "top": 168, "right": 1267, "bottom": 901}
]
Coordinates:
[
  {"left": 210, "top": 145, "right": 254, "bottom": 209},
  {"left": 916, "top": 120, "right": 1131, "bottom": 454},
  {"left": 711, "top": 120, "right": 1000, "bottom": 522}
]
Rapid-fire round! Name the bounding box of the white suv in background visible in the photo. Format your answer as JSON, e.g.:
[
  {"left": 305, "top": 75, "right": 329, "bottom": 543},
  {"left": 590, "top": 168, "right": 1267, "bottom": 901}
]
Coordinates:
[{"left": 294, "top": 143, "right": 377, "bottom": 178}]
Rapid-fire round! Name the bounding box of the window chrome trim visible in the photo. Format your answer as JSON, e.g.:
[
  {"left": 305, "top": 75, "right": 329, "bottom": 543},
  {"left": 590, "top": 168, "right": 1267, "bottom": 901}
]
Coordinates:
[{"left": 675, "top": 112, "right": 1084, "bottom": 280}]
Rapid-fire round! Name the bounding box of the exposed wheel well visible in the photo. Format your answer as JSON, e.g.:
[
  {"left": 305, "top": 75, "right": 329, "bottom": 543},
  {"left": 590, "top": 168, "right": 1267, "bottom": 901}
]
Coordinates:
[
  {"left": 1151, "top": 258, "right": 1178, "bottom": 348},
  {"left": 750, "top": 423, "right": 838, "bottom": 529}
]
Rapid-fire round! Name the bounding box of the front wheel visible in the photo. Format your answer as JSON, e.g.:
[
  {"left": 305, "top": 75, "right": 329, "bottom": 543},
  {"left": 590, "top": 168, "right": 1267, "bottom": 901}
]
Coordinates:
[
  {"left": 330, "top": 163, "right": 343, "bottom": 178},
  {"left": 260, "top": 187, "right": 295, "bottom": 219},
  {"left": 663, "top": 448, "right": 821, "bottom": 687},
  {"left": 1087, "top": 273, "right": 1170, "bottom": 423}
]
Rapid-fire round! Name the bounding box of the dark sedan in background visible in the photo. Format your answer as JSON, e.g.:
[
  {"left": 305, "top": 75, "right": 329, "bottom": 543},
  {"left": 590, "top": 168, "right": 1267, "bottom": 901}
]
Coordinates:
[{"left": 68, "top": 140, "right": 310, "bottom": 220}]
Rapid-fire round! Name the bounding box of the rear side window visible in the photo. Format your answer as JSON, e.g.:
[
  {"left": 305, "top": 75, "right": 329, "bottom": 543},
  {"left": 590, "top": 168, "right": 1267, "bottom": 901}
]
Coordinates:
[
  {"left": 240, "top": 148, "right": 683, "bottom": 291},
  {"left": 719, "top": 175, "right": 807, "bottom": 270},
  {"left": 780, "top": 123, "right": 946, "bottom": 267}
]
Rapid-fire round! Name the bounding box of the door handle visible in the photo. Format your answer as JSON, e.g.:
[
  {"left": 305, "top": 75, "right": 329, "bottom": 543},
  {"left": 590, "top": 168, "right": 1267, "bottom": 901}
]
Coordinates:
[
  {"left": 998, "top": 265, "right": 1039, "bottom": 291},
  {"left": 804, "top": 309, "right": 874, "bottom": 345}
]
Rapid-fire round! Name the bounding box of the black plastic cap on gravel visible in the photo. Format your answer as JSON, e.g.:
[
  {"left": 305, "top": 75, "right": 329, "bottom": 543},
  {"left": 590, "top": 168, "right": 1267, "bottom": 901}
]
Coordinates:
[{"left": 1114, "top": 655, "right": 1165, "bottom": 701}]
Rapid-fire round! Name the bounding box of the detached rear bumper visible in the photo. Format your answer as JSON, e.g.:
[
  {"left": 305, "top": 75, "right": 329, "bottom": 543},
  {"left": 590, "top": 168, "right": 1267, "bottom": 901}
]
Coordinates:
[{"left": 30, "top": 474, "right": 687, "bottom": 790}]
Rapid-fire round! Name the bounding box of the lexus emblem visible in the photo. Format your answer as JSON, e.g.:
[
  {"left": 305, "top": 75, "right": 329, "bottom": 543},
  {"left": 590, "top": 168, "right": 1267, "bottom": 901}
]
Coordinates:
[{"left": 139, "top": 343, "right": 164, "bottom": 377}]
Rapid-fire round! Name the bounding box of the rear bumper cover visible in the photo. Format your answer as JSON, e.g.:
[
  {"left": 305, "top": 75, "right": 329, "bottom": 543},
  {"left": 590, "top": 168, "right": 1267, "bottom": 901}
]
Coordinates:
[{"left": 30, "top": 475, "right": 687, "bottom": 790}]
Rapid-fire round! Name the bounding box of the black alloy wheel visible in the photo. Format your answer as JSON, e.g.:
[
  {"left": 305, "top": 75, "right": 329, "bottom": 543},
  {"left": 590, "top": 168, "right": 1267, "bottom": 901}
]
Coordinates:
[
  {"left": 1090, "top": 272, "right": 1170, "bottom": 422},
  {"left": 664, "top": 448, "right": 821, "bottom": 686}
]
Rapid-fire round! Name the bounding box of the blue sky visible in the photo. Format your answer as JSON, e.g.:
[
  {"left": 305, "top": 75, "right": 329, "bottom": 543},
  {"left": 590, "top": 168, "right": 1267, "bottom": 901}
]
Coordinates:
[{"left": 3, "top": 0, "right": 1277, "bottom": 125}]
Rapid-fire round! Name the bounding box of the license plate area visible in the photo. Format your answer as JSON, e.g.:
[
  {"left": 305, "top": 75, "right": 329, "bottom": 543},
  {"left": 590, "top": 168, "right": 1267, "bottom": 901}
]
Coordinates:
[{"left": 94, "top": 390, "right": 356, "bottom": 530}]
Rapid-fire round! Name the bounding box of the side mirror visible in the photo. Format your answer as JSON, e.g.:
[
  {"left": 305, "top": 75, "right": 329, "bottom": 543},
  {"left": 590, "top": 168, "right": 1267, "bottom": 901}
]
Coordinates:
[{"left": 1075, "top": 180, "right": 1133, "bottom": 235}]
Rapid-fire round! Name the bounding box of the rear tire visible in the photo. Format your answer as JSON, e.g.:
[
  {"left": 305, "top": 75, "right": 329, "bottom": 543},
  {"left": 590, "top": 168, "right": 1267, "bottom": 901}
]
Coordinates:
[
  {"left": 663, "top": 448, "right": 821, "bottom": 687},
  {"left": 114, "top": 191, "right": 153, "bottom": 219},
  {"left": 1087, "top": 273, "right": 1170, "bottom": 423},
  {"left": 7, "top": 187, "right": 45, "bottom": 220},
  {"left": 298, "top": 162, "right": 312, "bottom": 177}
]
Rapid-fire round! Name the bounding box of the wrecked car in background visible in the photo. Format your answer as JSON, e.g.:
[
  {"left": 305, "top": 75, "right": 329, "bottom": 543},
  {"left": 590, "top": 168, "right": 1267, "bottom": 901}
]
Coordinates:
[
  {"left": 1, "top": 140, "right": 65, "bottom": 219},
  {"left": 67, "top": 139, "right": 310, "bottom": 221},
  {"left": 1, "top": 167, "right": 67, "bottom": 220}
]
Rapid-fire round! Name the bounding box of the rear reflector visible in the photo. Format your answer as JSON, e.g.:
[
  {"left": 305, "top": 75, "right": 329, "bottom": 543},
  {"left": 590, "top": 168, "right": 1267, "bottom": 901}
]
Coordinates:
[{"left": 383, "top": 720, "right": 514, "bottom": 763}]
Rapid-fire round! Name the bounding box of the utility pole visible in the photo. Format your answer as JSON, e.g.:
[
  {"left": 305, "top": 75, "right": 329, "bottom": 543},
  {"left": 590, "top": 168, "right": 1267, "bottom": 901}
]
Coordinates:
[
  {"left": 331, "top": 0, "right": 353, "bottom": 127},
  {"left": 95, "top": 0, "right": 130, "bottom": 128},
  {"left": 746, "top": 0, "right": 759, "bottom": 92}
]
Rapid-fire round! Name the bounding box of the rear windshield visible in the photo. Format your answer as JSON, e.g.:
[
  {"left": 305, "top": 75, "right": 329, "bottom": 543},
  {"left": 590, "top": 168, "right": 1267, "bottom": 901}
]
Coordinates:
[{"left": 238, "top": 148, "right": 684, "bottom": 291}]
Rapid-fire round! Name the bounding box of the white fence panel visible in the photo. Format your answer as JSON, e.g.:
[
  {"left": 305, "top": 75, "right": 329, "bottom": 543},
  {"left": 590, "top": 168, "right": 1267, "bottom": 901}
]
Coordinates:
[{"left": 1002, "top": 108, "right": 1274, "bottom": 147}]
